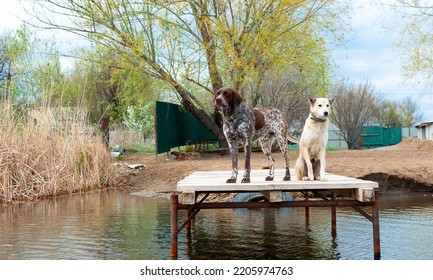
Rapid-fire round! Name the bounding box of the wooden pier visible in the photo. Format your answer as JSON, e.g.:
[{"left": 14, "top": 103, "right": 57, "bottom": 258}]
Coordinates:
[{"left": 171, "top": 169, "right": 380, "bottom": 260}]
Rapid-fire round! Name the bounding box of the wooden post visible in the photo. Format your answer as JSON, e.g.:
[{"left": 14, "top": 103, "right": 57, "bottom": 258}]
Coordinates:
[
  {"left": 170, "top": 194, "right": 179, "bottom": 260},
  {"left": 372, "top": 189, "right": 381, "bottom": 260}
]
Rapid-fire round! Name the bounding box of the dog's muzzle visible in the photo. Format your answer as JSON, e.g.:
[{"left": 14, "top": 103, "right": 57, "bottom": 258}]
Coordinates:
[{"left": 215, "top": 97, "right": 225, "bottom": 106}]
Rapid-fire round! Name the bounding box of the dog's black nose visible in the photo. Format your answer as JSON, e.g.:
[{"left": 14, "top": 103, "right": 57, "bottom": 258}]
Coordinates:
[{"left": 324, "top": 111, "right": 328, "bottom": 116}]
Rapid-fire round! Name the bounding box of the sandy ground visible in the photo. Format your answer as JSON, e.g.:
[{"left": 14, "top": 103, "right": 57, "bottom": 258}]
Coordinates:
[{"left": 116, "top": 137, "right": 433, "bottom": 195}]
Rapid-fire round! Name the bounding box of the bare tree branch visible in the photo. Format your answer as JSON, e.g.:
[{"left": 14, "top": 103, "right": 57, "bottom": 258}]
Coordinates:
[{"left": 330, "top": 80, "right": 378, "bottom": 149}]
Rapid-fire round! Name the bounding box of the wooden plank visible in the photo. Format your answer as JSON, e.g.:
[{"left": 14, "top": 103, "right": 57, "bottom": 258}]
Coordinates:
[
  {"left": 177, "top": 173, "right": 377, "bottom": 192},
  {"left": 176, "top": 169, "right": 379, "bottom": 204}
]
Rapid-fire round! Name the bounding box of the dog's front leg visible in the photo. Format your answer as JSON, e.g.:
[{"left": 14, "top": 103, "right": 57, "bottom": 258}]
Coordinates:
[
  {"left": 318, "top": 148, "right": 327, "bottom": 181},
  {"left": 241, "top": 139, "right": 251, "bottom": 183},
  {"left": 227, "top": 140, "right": 238, "bottom": 183},
  {"left": 300, "top": 148, "right": 314, "bottom": 181}
]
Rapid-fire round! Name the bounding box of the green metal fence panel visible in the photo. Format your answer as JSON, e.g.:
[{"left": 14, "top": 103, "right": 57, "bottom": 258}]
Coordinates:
[
  {"left": 362, "top": 126, "right": 383, "bottom": 147},
  {"left": 388, "top": 126, "right": 402, "bottom": 145},
  {"left": 155, "top": 101, "right": 216, "bottom": 153},
  {"left": 361, "top": 126, "right": 402, "bottom": 148}
]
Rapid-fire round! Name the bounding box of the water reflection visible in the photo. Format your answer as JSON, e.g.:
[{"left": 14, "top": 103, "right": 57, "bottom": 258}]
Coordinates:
[
  {"left": 0, "top": 190, "right": 166, "bottom": 259},
  {"left": 188, "top": 208, "right": 341, "bottom": 260},
  {"left": 1, "top": 190, "right": 433, "bottom": 260}
]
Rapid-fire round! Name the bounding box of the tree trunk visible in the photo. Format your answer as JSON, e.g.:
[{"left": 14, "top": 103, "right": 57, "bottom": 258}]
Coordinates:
[
  {"left": 144, "top": 54, "right": 227, "bottom": 152},
  {"left": 176, "top": 85, "right": 228, "bottom": 153},
  {"left": 135, "top": 39, "right": 230, "bottom": 152},
  {"left": 190, "top": 2, "right": 223, "bottom": 92},
  {"left": 188, "top": 4, "right": 228, "bottom": 152}
]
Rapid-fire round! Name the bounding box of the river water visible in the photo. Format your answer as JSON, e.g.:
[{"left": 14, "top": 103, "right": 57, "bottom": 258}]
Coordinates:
[{"left": 1, "top": 189, "right": 432, "bottom": 260}]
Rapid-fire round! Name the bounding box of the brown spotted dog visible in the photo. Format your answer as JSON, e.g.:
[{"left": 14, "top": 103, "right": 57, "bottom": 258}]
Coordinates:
[{"left": 213, "top": 87, "right": 297, "bottom": 183}]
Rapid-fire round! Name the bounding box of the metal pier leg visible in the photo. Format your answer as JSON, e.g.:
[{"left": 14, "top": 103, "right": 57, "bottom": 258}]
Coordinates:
[
  {"left": 331, "top": 192, "right": 337, "bottom": 239},
  {"left": 186, "top": 209, "right": 192, "bottom": 239},
  {"left": 372, "top": 190, "right": 381, "bottom": 260},
  {"left": 170, "top": 194, "right": 179, "bottom": 260}
]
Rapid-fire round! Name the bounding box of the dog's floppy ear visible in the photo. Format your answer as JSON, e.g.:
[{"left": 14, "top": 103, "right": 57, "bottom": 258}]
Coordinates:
[
  {"left": 308, "top": 97, "right": 316, "bottom": 106},
  {"left": 231, "top": 88, "right": 243, "bottom": 107},
  {"left": 212, "top": 88, "right": 222, "bottom": 106}
]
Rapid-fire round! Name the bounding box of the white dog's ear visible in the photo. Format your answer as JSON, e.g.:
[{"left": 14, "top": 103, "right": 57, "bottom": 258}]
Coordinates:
[
  {"left": 328, "top": 98, "right": 334, "bottom": 105},
  {"left": 309, "top": 97, "right": 316, "bottom": 106}
]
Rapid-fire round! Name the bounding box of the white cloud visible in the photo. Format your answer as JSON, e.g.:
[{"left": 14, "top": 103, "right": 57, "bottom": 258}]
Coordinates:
[
  {"left": 331, "top": 0, "right": 433, "bottom": 122},
  {"left": 0, "top": 1, "right": 22, "bottom": 30}
]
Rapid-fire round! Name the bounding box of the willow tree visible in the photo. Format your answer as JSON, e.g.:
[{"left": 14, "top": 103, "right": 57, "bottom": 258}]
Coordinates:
[
  {"left": 28, "top": 0, "right": 347, "bottom": 148},
  {"left": 389, "top": 1, "right": 433, "bottom": 87}
]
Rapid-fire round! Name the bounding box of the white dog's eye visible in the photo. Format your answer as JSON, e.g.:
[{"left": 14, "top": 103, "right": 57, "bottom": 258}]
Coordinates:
[
  {"left": 318, "top": 104, "right": 322, "bottom": 107},
  {"left": 327, "top": 104, "right": 330, "bottom": 107}
]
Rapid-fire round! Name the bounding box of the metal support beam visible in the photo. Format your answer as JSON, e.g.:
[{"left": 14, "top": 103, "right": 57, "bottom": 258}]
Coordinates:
[
  {"left": 176, "top": 199, "right": 371, "bottom": 210},
  {"left": 170, "top": 191, "right": 381, "bottom": 260}
]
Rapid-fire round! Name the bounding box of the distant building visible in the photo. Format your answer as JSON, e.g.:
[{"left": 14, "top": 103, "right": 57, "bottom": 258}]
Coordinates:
[{"left": 415, "top": 121, "right": 433, "bottom": 141}]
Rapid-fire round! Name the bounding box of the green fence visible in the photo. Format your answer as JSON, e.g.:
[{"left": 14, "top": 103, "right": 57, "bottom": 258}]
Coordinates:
[
  {"left": 361, "top": 126, "right": 402, "bottom": 148},
  {"left": 155, "top": 101, "right": 216, "bottom": 154}
]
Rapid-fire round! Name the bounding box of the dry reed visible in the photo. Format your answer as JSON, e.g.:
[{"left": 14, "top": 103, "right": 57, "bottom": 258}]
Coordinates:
[{"left": 0, "top": 101, "right": 116, "bottom": 204}]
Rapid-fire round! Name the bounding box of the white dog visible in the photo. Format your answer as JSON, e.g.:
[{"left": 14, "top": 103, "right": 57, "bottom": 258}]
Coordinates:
[{"left": 295, "top": 97, "right": 334, "bottom": 181}]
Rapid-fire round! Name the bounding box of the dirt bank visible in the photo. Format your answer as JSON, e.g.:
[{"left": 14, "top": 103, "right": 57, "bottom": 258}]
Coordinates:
[{"left": 116, "top": 137, "right": 433, "bottom": 195}]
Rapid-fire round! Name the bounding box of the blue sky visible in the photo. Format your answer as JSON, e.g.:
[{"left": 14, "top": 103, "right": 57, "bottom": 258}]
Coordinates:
[
  {"left": 2, "top": 0, "right": 432, "bottom": 123},
  {"left": 330, "top": 1, "right": 433, "bottom": 122}
]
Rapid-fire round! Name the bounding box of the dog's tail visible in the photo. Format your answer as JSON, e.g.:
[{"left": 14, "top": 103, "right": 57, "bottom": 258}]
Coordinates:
[{"left": 287, "top": 133, "right": 300, "bottom": 144}]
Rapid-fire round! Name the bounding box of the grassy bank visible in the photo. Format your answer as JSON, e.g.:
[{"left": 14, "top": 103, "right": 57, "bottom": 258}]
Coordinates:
[{"left": 0, "top": 102, "right": 116, "bottom": 204}]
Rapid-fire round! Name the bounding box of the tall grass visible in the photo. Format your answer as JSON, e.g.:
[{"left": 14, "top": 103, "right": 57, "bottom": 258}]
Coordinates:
[{"left": 0, "top": 101, "right": 116, "bottom": 204}]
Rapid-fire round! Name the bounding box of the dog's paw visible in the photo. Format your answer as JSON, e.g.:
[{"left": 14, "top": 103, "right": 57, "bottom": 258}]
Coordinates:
[
  {"left": 319, "top": 176, "right": 327, "bottom": 181},
  {"left": 265, "top": 176, "right": 274, "bottom": 181},
  {"left": 241, "top": 177, "right": 251, "bottom": 183},
  {"left": 226, "top": 178, "right": 237, "bottom": 183},
  {"left": 283, "top": 175, "right": 291, "bottom": 181},
  {"left": 302, "top": 176, "right": 311, "bottom": 181}
]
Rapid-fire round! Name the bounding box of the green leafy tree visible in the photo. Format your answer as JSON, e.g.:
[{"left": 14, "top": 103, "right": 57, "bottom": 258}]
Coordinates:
[
  {"left": 376, "top": 96, "right": 423, "bottom": 127},
  {"left": 54, "top": 47, "right": 158, "bottom": 145},
  {"left": 388, "top": 1, "right": 433, "bottom": 87},
  {"left": 377, "top": 100, "right": 401, "bottom": 127},
  {"left": 123, "top": 101, "right": 155, "bottom": 142},
  {"left": 1, "top": 26, "right": 62, "bottom": 102},
  {"left": 1, "top": 27, "right": 30, "bottom": 100},
  {"left": 29, "top": 0, "right": 349, "bottom": 149},
  {"left": 400, "top": 96, "right": 423, "bottom": 126},
  {"left": 0, "top": 31, "right": 10, "bottom": 97}
]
